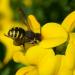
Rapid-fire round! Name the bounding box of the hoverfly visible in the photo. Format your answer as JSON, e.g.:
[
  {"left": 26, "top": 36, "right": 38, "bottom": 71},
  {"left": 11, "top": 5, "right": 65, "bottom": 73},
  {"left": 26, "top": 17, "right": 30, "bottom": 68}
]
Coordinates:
[{"left": 5, "top": 7, "right": 41, "bottom": 48}]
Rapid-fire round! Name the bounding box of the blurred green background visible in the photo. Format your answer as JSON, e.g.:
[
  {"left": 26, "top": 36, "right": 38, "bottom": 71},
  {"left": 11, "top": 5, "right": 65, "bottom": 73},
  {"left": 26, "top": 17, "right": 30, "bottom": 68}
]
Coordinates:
[{"left": 0, "top": 0, "right": 75, "bottom": 74}]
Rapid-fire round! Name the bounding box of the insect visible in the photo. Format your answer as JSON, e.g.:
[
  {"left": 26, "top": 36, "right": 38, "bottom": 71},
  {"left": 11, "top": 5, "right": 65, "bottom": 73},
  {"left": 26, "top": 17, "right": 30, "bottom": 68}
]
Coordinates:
[{"left": 5, "top": 7, "right": 41, "bottom": 47}]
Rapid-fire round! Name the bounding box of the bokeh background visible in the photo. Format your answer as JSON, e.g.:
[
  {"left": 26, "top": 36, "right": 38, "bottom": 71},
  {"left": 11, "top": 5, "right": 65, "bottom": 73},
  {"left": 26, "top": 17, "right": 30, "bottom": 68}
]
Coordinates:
[{"left": 0, "top": 0, "right": 75, "bottom": 75}]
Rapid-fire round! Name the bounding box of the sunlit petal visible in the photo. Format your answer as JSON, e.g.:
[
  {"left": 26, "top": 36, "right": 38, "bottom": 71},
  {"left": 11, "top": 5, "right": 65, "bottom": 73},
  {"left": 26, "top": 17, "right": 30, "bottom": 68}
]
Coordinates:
[
  {"left": 40, "top": 23, "right": 68, "bottom": 48},
  {"left": 16, "top": 66, "right": 38, "bottom": 75},
  {"left": 13, "top": 51, "right": 29, "bottom": 65},
  {"left": 27, "top": 15, "right": 41, "bottom": 33},
  {"left": 25, "top": 45, "right": 55, "bottom": 65},
  {"left": 38, "top": 55, "right": 62, "bottom": 75},
  {"left": 73, "top": 70, "right": 75, "bottom": 75},
  {"left": 58, "top": 39, "right": 75, "bottom": 75},
  {"left": 61, "top": 11, "right": 75, "bottom": 32},
  {"left": 57, "top": 69, "right": 73, "bottom": 75},
  {"left": 0, "top": 0, "right": 13, "bottom": 20},
  {"left": 0, "top": 33, "right": 22, "bottom": 64},
  {"left": 39, "top": 38, "right": 68, "bottom": 48},
  {"left": 42, "top": 23, "right": 67, "bottom": 39},
  {"left": 70, "top": 33, "right": 75, "bottom": 45}
]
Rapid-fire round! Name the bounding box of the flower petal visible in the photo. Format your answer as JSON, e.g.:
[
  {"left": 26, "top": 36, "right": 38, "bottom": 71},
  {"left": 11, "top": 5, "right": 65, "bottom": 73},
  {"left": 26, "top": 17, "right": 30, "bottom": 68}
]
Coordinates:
[
  {"left": 73, "top": 70, "right": 75, "bottom": 75},
  {"left": 42, "top": 23, "right": 67, "bottom": 39},
  {"left": 61, "top": 11, "right": 75, "bottom": 32},
  {"left": 0, "top": 0, "right": 13, "bottom": 20},
  {"left": 0, "top": 34, "right": 22, "bottom": 64},
  {"left": 39, "top": 38, "right": 67, "bottom": 49},
  {"left": 70, "top": 33, "right": 75, "bottom": 44},
  {"left": 25, "top": 45, "right": 55, "bottom": 65},
  {"left": 27, "top": 15, "right": 41, "bottom": 33},
  {"left": 16, "top": 66, "right": 38, "bottom": 75},
  {"left": 58, "top": 37, "right": 75, "bottom": 74},
  {"left": 57, "top": 70, "right": 73, "bottom": 75},
  {"left": 38, "top": 55, "right": 62, "bottom": 75},
  {"left": 13, "top": 51, "right": 29, "bottom": 65},
  {"left": 40, "top": 23, "right": 68, "bottom": 48}
]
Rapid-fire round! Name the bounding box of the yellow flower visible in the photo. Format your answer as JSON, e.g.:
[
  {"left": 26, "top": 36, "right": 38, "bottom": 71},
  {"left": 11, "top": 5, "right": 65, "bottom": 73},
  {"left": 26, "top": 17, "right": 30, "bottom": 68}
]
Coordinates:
[
  {"left": 13, "top": 11, "right": 75, "bottom": 75},
  {"left": 38, "top": 11, "right": 75, "bottom": 75},
  {"left": 13, "top": 45, "right": 62, "bottom": 75},
  {"left": 39, "top": 12, "right": 75, "bottom": 74},
  {"left": 57, "top": 35, "right": 75, "bottom": 75},
  {"left": 57, "top": 11, "right": 75, "bottom": 75},
  {"left": 13, "top": 15, "right": 67, "bottom": 75}
]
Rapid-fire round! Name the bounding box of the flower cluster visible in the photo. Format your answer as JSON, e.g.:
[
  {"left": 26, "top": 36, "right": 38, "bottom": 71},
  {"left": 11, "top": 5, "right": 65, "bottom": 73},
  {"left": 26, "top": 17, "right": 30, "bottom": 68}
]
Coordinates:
[
  {"left": 12, "top": 11, "right": 75, "bottom": 75},
  {"left": 1, "top": 0, "right": 75, "bottom": 75}
]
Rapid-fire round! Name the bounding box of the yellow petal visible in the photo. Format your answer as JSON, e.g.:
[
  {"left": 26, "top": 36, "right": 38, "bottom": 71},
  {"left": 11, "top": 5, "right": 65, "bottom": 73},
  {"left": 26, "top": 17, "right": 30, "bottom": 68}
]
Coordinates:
[
  {"left": 39, "top": 38, "right": 67, "bottom": 49},
  {"left": 42, "top": 23, "right": 68, "bottom": 39},
  {"left": 38, "top": 55, "right": 62, "bottom": 75},
  {"left": 27, "top": 15, "right": 41, "bottom": 33},
  {"left": 0, "top": 0, "right": 13, "bottom": 20},
  {"left": 57, "top": 70, "right": 73, "bottom": 75},
  {"left": 57, "top": 56, "right": 74, "bottom": 75},
  {"left": 13, "top": 51, "right": 29, "bottom": 65},
  {"left": 65, "top": 35, "right": 75, "bottom": 70},
  {"left": 58, "top": 38, "right": 75, "bottom": 73},
  {"left": 16, "top": 66, "right": 38, "bottom": 75},
  {"left": 0, "top": 20, "right": 11, "bottom": 33},
  {"left": 73, "top": 70, "right": 75, "bottom": 75},
  {"left": 40, "top": 23, "right": 68, "bottom": 48},
  {"left": 26, "top": 67, "right": 38, "bottom": 75},
  {"left": 61, "top": 11, "right": 75, "bottom": 32},
  {"left": 70, "top": 33, "right": 75, "bottom": 44},
  {"left": 25, "top": 45, "right": 55, "bottom": 65},
  {"left": 0, "top": 34, "right": 22, "bottom": 64},
  {"left": 57, "top": 36, "right": 75, "bottom": 75}
]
